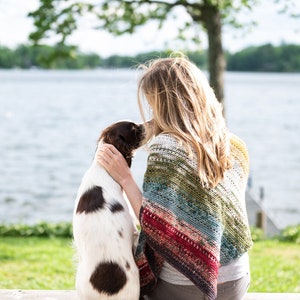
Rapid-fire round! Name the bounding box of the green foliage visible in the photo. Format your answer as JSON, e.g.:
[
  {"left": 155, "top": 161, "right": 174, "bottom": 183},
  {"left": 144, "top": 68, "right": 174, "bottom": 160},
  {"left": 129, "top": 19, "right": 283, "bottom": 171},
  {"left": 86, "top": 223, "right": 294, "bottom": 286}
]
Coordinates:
[
  {"left": 280, "top": 224, "right": 300, "bottom": 244},
  {"left": 0, "top": 44, "right": 208, "bottom": 69},
  {"left": 25, "top": 0, "right": 262, "bottom": 78},
  {"left": 98, "top": 1, "right": 170, "bottom": 35},
  {"left": 0, "top": 44, "right": 102, "bottom": 69},
  {"left": 1, "top": 43, "right": 300, "bottom": 71},
  {"left": 28, "top": 0, "right": 262, "bottom": 45},
  {"left": 1, "top": 221, "right": 300, "bottom": 247},
  {"left": 26, "top": 0, "right": 299, "bottom": 104},
  {"left": 250, "top": 224, "right": 300, "bottom": 244},
  {"left": 0, "top": 222, "right": 72, "bottom": 238},
  {"left": 250, "top": 226, "right": 265, "bottom": 242},
  {"left": 227, "top": 43, "right": 300, "bottom": 72},
  {"left": 0, "top": 46, "right": 15, "bottom": 68},
  {"left": 28, "top": 0, "right": 94, "bottom": 45}
]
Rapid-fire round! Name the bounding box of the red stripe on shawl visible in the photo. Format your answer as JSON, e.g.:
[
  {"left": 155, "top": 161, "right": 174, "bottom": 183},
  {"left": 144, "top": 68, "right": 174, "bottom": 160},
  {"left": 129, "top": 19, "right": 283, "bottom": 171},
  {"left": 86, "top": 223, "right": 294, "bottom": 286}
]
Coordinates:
[
  {"left": 138, "top": 260, "right": 154, "bottom": 286},
  {"left": 142, "top": 207, "right": 219, "bottom": 274}
]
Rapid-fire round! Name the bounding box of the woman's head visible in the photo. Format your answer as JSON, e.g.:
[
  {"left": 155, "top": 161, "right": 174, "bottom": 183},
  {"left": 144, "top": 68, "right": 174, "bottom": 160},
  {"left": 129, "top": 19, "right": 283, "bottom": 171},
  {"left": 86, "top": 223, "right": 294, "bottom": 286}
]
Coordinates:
[
  {"left": 138, "top": 55, "right": 231, "bottom": 188},
  {"left": 138, "top": 55, "right": 223, "bottom": 138}
]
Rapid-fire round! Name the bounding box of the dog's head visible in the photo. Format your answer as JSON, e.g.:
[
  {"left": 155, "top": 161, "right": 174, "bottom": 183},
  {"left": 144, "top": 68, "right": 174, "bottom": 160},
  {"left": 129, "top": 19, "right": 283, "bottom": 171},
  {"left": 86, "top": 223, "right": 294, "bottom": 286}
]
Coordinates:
[{"left": 99, "top": 121, "right": 145, "bottom": 167}]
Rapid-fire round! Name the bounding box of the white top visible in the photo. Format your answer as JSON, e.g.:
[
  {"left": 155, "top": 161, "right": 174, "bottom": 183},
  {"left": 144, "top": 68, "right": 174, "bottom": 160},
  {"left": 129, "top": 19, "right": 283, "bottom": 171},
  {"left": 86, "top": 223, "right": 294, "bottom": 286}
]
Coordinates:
[{"left": 159, "top": 253, "right": 250, "bottom": 285}]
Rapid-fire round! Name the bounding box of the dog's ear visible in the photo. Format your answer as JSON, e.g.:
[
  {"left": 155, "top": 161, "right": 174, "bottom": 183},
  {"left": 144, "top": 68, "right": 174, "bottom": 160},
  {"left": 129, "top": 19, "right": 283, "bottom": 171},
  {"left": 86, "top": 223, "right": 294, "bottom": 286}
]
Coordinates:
[
  {"left": 98, "top": 126, "right": 111, "bottom": 143},
  {"left": 114, "top": 135, "right": 133, "bottom": 167},
  {"left": 99, "top": 127, "right": 132, "bottom": 167}
]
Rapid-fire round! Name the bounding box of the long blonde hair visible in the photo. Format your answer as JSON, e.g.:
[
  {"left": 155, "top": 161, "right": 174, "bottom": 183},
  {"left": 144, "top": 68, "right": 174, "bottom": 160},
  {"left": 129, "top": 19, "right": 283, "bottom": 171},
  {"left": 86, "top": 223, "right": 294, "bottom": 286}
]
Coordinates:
[{"left": 137, "top": 55, "right": 232, "bottom": 188}]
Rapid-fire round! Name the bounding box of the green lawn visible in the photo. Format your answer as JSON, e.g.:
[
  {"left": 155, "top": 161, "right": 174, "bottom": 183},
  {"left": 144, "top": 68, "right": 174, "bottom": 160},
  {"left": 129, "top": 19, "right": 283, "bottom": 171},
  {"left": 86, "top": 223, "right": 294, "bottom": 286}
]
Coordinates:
[
  {"left": 0, "top": 237, "right": 299, "bottom": 292},
  {"left": 0, "top": 237, "right": 75, "bottom": 289},
  {"left": 248, "top": 239, "right": 300, "bottom": 293}
]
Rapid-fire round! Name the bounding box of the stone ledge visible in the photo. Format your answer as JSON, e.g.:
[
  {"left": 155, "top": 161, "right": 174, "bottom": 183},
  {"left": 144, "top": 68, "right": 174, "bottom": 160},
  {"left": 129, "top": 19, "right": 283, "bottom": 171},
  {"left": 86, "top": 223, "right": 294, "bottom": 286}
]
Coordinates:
[
  {"left": 0, "top": 290, "right": 75, "bottom": 300},
  {"left": 0, "top": 290, "right": 299, "bottom": 300},
  {"left": 245, "top": 293, "right": 300, "bottom": 300}
]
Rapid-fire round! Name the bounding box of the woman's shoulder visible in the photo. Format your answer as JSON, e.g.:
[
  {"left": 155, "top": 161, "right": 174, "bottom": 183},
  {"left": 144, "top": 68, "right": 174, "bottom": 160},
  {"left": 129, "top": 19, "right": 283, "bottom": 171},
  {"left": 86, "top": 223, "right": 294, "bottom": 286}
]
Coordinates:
[
  {"left": 150, "top": 133, "right": 179, "bottom": 148},
  {"left": 148, "top": 133, "right": 189, "bottom": 159},
  {"left": 229, "top": 133, "right": 249, "bottom": 173},
  {"left": 229, "top": 134, "right": 248, "bottom": 156}
]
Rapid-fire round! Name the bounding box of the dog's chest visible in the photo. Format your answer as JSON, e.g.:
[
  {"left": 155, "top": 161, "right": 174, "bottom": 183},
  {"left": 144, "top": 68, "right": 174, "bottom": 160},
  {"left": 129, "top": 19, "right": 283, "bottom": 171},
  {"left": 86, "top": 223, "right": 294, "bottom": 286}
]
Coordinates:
[
  {"left": 73, "top": 163, "right": 134, "bottom": 246},
  {"left": 76, "top": 184, "right": 127, "bottom": 216}
]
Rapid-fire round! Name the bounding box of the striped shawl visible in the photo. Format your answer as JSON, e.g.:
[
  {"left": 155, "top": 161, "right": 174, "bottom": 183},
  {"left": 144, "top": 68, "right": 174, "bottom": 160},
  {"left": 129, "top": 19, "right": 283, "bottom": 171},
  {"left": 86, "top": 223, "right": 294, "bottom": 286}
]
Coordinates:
[{"left": 134, "top": 133, "right": 253, "bottom": 300}]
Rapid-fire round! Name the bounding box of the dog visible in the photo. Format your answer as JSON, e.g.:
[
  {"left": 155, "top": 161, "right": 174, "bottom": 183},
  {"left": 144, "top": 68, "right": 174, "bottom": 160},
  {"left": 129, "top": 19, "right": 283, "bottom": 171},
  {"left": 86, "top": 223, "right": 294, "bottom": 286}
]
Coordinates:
[{"left": 73, "top": 121, "right": 145, "bottom": 300}]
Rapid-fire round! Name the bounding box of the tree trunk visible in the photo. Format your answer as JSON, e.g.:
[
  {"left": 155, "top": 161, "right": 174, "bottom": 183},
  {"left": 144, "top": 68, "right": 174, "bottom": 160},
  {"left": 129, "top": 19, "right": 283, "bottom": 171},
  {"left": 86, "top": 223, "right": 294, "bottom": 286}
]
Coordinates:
[
  {"left": 195, "top": 4, "right": 225, "bottom": 108},
  {"left": 207, "top": 12, "right": 225, "bottom": 106}
]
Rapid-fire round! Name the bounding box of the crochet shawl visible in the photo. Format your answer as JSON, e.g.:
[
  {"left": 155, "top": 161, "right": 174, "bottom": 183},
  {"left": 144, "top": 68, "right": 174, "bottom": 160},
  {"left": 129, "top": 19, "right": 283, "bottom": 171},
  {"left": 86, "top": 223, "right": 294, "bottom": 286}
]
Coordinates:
[{"left": 134, "top": 133, "right": 253, "bottom": 300}]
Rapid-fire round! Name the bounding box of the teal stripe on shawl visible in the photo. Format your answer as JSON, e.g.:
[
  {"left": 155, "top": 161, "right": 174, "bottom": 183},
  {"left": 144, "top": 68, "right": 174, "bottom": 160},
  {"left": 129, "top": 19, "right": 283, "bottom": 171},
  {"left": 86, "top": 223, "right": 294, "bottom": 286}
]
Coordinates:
[{"left": 143, "top": 181, "right": 224, "bottom": 247}]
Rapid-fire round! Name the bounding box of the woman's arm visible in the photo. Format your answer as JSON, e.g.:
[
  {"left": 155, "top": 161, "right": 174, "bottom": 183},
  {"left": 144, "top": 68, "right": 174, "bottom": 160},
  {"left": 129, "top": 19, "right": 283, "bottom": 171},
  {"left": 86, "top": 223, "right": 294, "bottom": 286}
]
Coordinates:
[{"left": 97, "top": 143, "right": 142, "bottom": 218}]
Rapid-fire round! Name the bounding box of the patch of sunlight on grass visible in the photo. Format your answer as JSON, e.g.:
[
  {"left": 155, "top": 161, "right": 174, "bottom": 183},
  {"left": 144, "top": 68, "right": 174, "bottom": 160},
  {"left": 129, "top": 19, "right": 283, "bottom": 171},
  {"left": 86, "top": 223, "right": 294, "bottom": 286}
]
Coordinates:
[{"left": 249, "top": 239, "right": 300, "bottom": 292}]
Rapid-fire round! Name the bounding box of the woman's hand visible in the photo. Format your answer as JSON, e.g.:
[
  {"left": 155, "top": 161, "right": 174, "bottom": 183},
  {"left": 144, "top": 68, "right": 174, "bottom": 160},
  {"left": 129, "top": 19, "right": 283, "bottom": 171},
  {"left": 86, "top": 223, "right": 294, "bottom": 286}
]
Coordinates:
[
  {"left": 97, "top": 143, "right": 143, "bottom": 218},
  {"left": 97, "top": 143, "right": 131, "bottom": 187}
]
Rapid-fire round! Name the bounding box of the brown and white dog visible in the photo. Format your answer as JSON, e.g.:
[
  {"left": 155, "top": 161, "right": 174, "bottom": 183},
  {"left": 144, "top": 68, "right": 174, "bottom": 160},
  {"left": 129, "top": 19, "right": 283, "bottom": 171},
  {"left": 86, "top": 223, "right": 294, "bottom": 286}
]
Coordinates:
[{"left": 73, "top": 121, "right": 144, "bottom": 300}]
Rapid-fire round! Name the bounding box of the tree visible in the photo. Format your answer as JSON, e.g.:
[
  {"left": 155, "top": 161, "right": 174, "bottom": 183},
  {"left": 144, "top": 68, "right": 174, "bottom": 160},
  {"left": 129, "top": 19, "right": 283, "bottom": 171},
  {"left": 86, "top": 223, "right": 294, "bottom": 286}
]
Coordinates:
[
  {"left": 28, "top": 0, "right": 299, "bottom": 106},
  {"left": 0, "top": 46, "right": 14, "bottom": 68},
  {"left": 227, "top": 43, "right": 300, "bottom": 72}
]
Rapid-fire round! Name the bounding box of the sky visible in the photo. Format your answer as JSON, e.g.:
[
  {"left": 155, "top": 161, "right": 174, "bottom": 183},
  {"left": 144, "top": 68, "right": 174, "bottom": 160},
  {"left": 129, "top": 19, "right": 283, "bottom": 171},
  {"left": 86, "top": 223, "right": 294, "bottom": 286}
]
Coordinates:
[{"left": 0, "top": 0, "right": 299, "bottom": 57}]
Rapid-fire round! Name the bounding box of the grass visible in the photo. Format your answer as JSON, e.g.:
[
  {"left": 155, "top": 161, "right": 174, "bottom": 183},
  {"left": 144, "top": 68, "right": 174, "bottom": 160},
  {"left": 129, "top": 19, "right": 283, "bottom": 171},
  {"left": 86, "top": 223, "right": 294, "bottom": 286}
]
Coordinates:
[
  {"left": 248, "top": 239, "right": 300, "bottom": 293},
  {"left": 0, "top": 237, "right": 299, "bottom": 292},
  {"left": 0, "top": 237, "right": 75, "bottom": 289}
]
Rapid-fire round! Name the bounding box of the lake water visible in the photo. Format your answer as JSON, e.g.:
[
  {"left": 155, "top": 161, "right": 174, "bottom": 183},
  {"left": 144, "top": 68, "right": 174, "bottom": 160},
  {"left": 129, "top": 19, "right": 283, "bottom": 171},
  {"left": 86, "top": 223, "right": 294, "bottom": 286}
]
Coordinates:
[{"left": 0, "top": 69, "right": 299, "bottom": 228}]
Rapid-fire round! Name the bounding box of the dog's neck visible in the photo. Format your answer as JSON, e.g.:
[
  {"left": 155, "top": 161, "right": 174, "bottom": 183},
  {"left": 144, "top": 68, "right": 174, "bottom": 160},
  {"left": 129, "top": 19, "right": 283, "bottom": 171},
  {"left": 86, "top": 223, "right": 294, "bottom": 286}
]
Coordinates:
[
  {"left": 90, "top": 158, "right": 122, "bottom": 190},
  {"left": 90, "top": 141, "right": 123, "bottom": 190},
  {"left": 97, "top": 140, "right": 132, "bottom": 167}
]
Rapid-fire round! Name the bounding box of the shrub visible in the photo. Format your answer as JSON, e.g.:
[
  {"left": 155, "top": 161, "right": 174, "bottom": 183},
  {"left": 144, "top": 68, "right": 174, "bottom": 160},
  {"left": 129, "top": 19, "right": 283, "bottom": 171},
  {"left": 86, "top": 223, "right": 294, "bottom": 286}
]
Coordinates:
[
  {"left": 280, "top": 224, "right": 300, "bottom": 244},
  {"left": 1, "top": 222, "right": 300, "bottom": 244},
  {"left": 250, "top": 226, "right": 265, "bottom": 242},
  {"left": 0, "top": 222, "right": 72, "bottom": 238}
]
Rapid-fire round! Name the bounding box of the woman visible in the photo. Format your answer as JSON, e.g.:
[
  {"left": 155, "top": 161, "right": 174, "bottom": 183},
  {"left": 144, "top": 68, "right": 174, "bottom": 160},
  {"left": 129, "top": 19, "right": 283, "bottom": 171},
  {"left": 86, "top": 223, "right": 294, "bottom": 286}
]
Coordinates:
[{"left": 98, "top": 55, "right": 253, "bottom": 300}]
